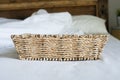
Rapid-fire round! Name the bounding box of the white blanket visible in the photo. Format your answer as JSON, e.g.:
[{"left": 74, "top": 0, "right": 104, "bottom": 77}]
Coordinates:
[
  {"left": 0, "top": 35, "right": 120, "bottom": 80},
  {"left": 0, "top": 12, "right": 72, "bottom": 34}
]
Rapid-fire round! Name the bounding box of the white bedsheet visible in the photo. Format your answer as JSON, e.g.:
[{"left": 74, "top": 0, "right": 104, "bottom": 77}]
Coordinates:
[{"left": 0, "top": 35, "right": 120, "bottom": 80}]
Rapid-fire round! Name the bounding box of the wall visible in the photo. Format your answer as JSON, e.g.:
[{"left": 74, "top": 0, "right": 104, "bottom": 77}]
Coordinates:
[{"left": 109, "top": 0, "right": 120, "bottom": 28}]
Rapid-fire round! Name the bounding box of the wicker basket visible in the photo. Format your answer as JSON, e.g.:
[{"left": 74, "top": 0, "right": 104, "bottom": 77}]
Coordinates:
[{"left": 11, "top": 34, "right": 108, "bottom": 61}]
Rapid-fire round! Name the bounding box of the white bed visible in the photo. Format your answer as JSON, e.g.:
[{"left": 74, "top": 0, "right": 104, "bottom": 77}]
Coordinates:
[
  {"left": 0, "top": 14, "right": 120, "bottom": 80},
  {"left": 0, "top": 35, "right": 120, "bottom": 80}
]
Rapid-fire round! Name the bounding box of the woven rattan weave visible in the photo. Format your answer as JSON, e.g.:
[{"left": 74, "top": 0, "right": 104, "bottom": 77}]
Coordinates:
[{"left": 11, "top": 34, "right": 108, "bottom": 61}]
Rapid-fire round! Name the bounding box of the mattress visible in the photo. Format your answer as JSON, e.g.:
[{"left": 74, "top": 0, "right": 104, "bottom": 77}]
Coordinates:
[{"left": 0, "top": 17, "right": 120, "bottom": 80}]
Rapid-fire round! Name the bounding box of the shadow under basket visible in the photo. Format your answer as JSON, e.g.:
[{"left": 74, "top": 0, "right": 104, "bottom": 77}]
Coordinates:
[{"left": 11, "top": 34, "right": 108, "bottom": 61}]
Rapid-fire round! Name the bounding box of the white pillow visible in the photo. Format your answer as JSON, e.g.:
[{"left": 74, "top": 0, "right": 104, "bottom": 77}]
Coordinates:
[
  {"left": 60, "top": 25, "right": 84, "bottom": 35},
  {"left": 72, "top": 15, "right": 108, "bottom": 34}
]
